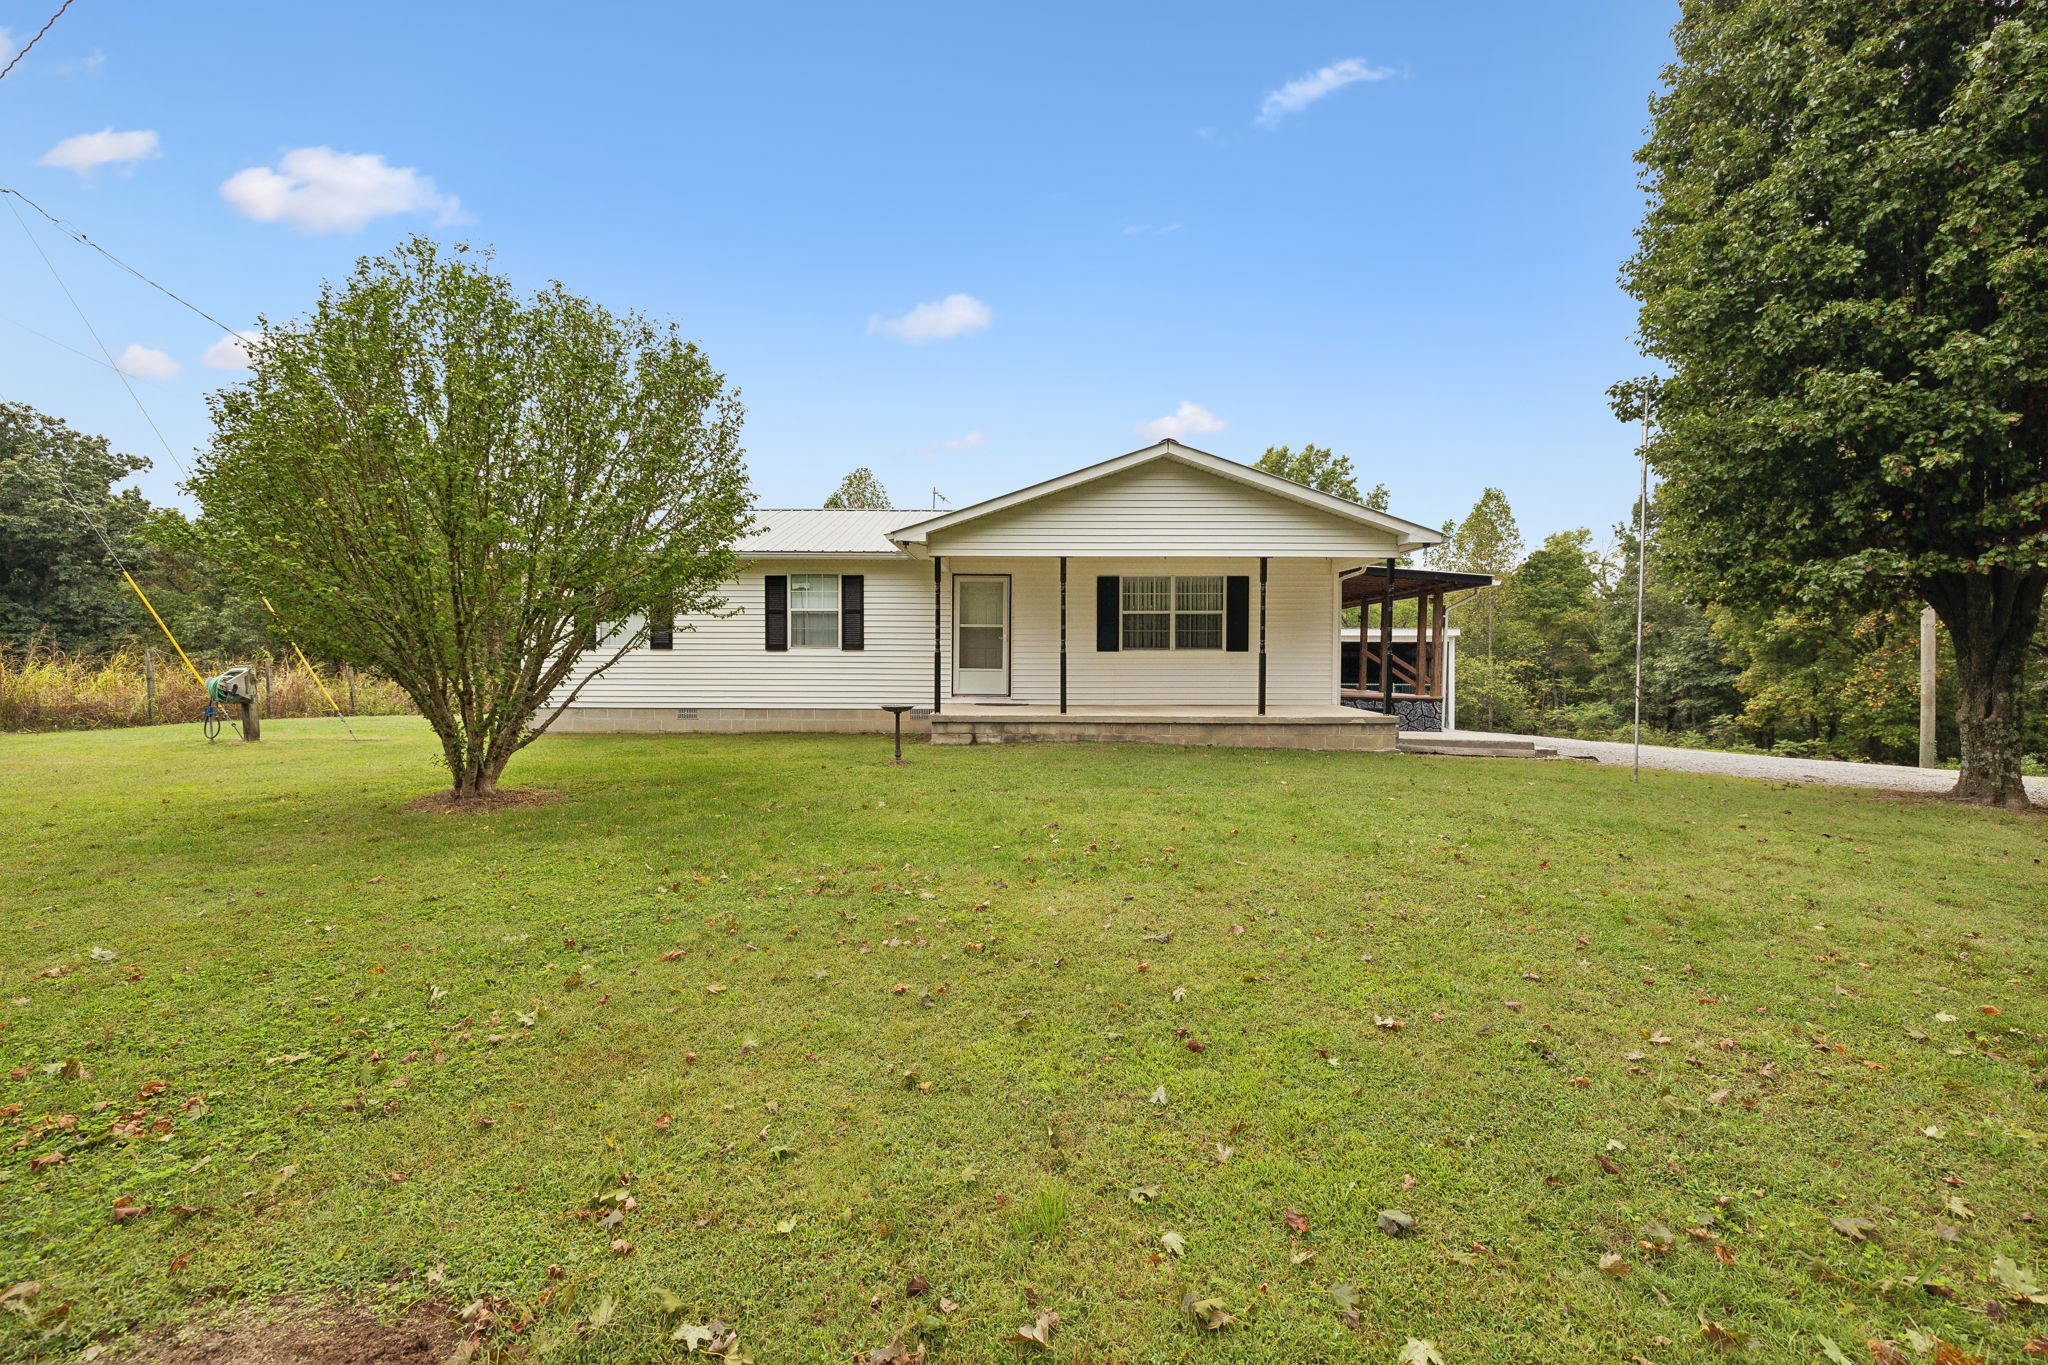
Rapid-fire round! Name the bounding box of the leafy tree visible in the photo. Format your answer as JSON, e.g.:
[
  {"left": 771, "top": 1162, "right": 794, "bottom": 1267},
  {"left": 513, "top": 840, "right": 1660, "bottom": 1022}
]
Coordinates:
[
  {"left": 824, "top": 467, "right": 892, "bottom": 509},
  {"left": 1431, "top": 488, "right": 1524, "bottom": 728},
  {"left": 0, "top": 402, "right": 154, "bottom": 649},
  {"left": 1255, "top": 444, "right": 1386, "bottom": 507},
  {"left": 1508, "top": 529, "right": 1608, "bottom": 710},
  {"left": 1623, "top": 3, "right": 2048, "bottom": 806},
  {"left": 185, "top": 238, "right": 751, "bottom": 799}
]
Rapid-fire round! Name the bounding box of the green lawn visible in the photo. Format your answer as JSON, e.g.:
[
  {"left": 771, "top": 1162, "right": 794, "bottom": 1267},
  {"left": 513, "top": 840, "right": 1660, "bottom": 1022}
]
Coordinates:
[{"left": 2, "top": 718, "right": 2044, "bottom": 1363}]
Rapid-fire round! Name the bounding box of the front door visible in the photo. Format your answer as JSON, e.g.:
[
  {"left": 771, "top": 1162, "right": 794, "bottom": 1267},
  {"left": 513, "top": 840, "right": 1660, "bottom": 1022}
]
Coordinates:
[{"left": 953, "top": 575, "right": 1010, "bottom": 696}]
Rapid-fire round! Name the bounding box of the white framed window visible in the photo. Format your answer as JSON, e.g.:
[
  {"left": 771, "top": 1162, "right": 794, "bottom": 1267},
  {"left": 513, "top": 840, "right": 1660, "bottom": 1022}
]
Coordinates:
[
  {"left": 1122, "top": 574, "right": 1224, "bottom": 650},
  {"left": 789, "top": 572, "right": 840, "bottom": 648}
]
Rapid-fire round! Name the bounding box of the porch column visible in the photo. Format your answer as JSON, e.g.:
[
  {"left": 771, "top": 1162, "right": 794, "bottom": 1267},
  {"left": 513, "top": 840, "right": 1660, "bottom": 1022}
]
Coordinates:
[
  {"left": 1058, "top": 556, "right": 1068, "bottom": 714},
  {"left": 1257, "top": 557, "right": 1268, "bottom": 715},
  {"left": 932, "top": 557, "right": 942, "bottom": 714},
  {"left": 1380, "top": 559, "right": 1395, "bottom": 714}
]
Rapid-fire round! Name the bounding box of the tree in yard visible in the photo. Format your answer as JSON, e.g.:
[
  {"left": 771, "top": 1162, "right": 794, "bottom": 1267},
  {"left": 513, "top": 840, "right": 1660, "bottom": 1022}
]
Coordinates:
[
  {"left": 0, "top": 402, "right": 154, "bottom": 649},
  {"left": 186, "top": 237, "right": 750, "bottom": 799},
  {"left": 1255, "top": 444, "right": 1388, "bottom": 508},
  {"left": 1623, "top": 4, "right": 2048, "bottom": 806},
  {"left": 1431, "top": 487, "right": 1523, "bottom": 729},
  {"left": 824, "top": 467, "right": 892, "bottom": 509}
]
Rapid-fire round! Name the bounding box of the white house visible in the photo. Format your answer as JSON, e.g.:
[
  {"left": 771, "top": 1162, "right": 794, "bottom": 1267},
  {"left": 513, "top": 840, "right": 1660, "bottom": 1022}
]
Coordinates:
[{"left": 550, "top": 441, "right": 1486, "bottom": 750}]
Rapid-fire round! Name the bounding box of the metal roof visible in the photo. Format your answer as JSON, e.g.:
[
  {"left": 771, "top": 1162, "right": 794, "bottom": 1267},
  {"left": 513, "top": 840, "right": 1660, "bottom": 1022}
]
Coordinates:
[{"left": 737, "top": 508, "right": 920, "bottom": 556}]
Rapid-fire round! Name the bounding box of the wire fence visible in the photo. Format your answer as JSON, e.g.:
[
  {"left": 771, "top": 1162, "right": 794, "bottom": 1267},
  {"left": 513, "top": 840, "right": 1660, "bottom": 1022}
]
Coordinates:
[{"left": 0, "top": 643, "right": 416, "bottom": 732}]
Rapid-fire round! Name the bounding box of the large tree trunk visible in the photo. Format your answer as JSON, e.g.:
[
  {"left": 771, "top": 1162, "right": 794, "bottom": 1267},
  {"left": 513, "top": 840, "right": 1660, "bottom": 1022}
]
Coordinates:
[{"left": 1927, "top": 569, "right": 2045, "bottom": 810}]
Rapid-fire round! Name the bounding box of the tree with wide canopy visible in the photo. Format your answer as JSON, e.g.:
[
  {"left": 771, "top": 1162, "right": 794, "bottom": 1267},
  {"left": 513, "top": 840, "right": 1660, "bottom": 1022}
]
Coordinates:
[
  {"left": 1624, "top": 2, "right": 2048, "bottom": 806},
  {"left": 186, "top": 238, "right": 751, "bottom": 798}
]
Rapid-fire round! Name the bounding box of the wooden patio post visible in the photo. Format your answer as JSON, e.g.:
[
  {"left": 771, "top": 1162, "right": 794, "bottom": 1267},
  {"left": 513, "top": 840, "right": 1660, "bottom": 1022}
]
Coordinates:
[
  {"left": 1379, "top": 559, "right": 1395, "bottom": 713},
  {"left": 143, "top": 646, "right": 156, "bottom": 725}
]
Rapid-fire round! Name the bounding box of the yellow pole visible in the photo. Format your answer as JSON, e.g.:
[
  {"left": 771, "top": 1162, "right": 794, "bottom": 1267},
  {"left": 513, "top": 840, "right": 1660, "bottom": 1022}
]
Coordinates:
[
  {"left": 123, "top": 571, "right": 207, "bottom": 690},
  {"left": 262, "top": 595, "right": 355, "bottom": 731}
]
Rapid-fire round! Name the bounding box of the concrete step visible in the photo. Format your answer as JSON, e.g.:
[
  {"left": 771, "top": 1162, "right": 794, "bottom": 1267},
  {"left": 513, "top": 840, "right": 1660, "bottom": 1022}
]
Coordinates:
[{"left": 1396, "top": 735, "right": 1553, "bottom": 759}]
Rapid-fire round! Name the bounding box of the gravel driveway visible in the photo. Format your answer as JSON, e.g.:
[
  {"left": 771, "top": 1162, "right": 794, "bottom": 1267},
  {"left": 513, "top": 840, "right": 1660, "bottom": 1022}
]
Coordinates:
[{"left": 1450, "top": 729, "right": 2048, "bottom": 802}]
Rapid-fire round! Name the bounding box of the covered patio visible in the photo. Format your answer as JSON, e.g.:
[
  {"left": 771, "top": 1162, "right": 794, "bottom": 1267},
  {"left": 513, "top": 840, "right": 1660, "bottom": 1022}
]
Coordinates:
[{"left": 1339, "top": 564, "right": 1493, "bottom": 730}]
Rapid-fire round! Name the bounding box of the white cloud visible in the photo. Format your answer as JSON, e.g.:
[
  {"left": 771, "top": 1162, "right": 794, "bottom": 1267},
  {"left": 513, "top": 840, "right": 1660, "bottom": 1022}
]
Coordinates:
[
  {"left": 944, "top": 429, "right": 985, "bottom": 451},
  {"left": 115, "top": 344, "right": 179, "bottom": 380},
  {"left": 1137, "top": 401, "right": 1226, "bottom": 442},
  {"left": 869, "top": 293, "right": 993, "bottom": 345},
  {"left": 1255, "top": 57, "right": 1393, "bottom": 128},
  {"left": 202, "top": 331, "right": 260, "bottom": 371},
  {"left": 56, "top": 48, "right": 105, "bottom": 76},
  {"left": 220, "top": 147, "right": 466, "bottom": 233},
  {"left": 39, "top": 128, "right": 159, "bottom": 175}
]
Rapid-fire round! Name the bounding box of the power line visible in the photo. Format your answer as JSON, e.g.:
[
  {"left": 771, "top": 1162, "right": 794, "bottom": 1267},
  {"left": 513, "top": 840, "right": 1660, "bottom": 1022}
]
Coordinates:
[
  {"left": 5, "top": 193, "right": 190, "bottom": 479},
  {"left": 0, "top": 186, "right": 243, "bottom": 338},
  {"left": 0, "top": 0, "right": 76, "bottom": 83}
]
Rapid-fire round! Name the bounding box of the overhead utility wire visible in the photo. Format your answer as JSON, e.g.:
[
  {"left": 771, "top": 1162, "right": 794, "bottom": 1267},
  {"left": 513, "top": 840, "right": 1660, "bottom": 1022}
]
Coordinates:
[
  {"left": 0, "top": 186, "right": 242, "bottom": 338},
  {"left": 5, "top": 199, "right": 357, "bottom": 738},
  {"left": 0, "top": 0, "right": 76, "bottom": 83},
  {"left": 6, "top": 194, "right": 189, "bottom": 478}
]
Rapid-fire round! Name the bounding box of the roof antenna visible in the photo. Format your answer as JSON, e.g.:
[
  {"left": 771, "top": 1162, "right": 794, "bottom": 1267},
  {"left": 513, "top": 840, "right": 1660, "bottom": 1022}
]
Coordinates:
[{"left": 931, "top": 487, "right": 949, "bottom": 511}]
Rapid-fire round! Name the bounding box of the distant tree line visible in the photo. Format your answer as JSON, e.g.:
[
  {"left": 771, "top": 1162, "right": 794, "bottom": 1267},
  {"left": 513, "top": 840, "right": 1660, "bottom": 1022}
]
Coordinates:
[
  {"left": 1423, "top": 482, "right": 2040, "bottom": 767},
  {"left": 0, "top": 400, "right": 273, "bottom": 660}
]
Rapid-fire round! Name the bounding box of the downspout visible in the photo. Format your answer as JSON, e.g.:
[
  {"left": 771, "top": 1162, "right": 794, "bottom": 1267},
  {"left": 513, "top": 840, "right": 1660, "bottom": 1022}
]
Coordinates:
[{"left": 932, "top": 557, "right": 942, "bottom": 714}]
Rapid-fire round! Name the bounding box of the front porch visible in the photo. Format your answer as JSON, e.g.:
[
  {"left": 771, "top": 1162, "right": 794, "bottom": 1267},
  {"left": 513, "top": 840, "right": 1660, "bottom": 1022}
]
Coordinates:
[{"left": 930, "top": 702, "right": 1396, "bottom": 751}]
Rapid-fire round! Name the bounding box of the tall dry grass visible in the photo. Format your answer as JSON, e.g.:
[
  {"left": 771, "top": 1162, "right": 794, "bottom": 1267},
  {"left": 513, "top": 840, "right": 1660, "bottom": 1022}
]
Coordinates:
[{"left": 0, "top": 643, "right": 416, "bottom": 732}]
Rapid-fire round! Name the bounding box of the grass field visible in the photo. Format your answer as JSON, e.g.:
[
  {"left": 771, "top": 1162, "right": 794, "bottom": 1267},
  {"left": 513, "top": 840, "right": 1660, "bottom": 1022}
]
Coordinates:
[{"left": 2, "top": 717, "right": 2044, "bottom": 1363}]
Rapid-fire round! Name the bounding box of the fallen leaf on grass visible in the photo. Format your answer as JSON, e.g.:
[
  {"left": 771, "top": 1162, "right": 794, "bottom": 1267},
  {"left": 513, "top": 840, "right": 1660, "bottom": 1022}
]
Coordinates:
[
  {"left": 1284, "top": 1209, "right": 1309, "bottom": 1234},
  {"left": 1160, "top": 1231, "right": 1186, "bottom": 1257},
  {"left": 1399, "top": 1340, "right": 1445, "bottom": 1365},
  {"left": 1816, "top": 1335, "right": 1853, "bottom": 1364},
  {"left": 1377, "top": 1210, "right": 1414, "bottom": 1237},
  {"left": 1697, "top": 1315, "right": 1742, "bottom": 1350},
  {"left": 1181, "top": 1293, "right": 1234, "bottom": 1331},
  {"left": 1129, "top": 1185, "right": 1160, "bottom": 1204},
  {"left": 1598, "top": 1252, "right": 1630, "bottom": 1276},
  {"left": 1829, "top": 1216, "right": 1876, "bottom": 1242},
  {"left": 865, "top": 1334, "right": 926, "bottom": 1364},
  {"left": 1991, "top": 1255, "right": 2048, "bottom": 1305},
  {"left": 1869, "top": 1341, "right": 1909, "bottom": 1365},
  {"left": 0, "top": 1282, "right": 38, "bottom": 1316},
  {"left": 1013, "top": 1309, "right": 1058, "bottom": 1349}
]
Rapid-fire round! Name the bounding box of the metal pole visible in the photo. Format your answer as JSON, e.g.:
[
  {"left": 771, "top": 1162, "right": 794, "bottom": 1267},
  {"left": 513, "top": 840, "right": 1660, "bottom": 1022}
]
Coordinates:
[
  {"left": 1633, "top": 407, "right": 1649, "bottom": 783},
  {"left": 143, "top": 646, "right": 155, "bottom": 725},
  {"left": 893, "top": 708, "right": 904, "bottom": 763},
  {"left": 1918, "top": 606, "right": 1937, "bottom": 768}
]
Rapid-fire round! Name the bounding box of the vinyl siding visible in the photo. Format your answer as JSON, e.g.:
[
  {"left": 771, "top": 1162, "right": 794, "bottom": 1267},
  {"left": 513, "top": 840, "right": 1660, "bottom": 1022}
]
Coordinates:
[
  {"left": 554, "top": 557, "right": 934, "bottom": 709},
  {"left": 555, "top": 554, "right": 1344, "bottom": 714},
  {"left": 922, "top": 460, "right": 1406, "bottom": 558}
]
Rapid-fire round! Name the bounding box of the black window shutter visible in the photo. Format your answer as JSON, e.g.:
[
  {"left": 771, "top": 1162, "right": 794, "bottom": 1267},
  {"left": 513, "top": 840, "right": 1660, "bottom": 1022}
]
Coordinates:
[
  {"left": 840, "top": 574, "right": 865, "bottom": 650},
  {"left": 1224, "top": 575, "right": 1250, "bottom": 652},
  {"left": 1095, "top": 575, "right": 1120, "bottom": 652},
  {"left": 764, "top": 574, "right": 788, "bottom": 652},
  {"left": 649, "top": 598, "right": 673, "bottom": 650}
]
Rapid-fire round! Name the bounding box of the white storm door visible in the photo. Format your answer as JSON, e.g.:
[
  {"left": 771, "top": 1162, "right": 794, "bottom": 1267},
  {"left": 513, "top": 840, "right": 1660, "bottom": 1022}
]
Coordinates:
[{"left": 953, "top": 575, "right": 1010, "bottom": 696}]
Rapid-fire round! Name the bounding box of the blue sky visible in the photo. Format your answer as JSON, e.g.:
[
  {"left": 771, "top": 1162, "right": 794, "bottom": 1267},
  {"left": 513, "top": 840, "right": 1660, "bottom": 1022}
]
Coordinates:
[{"left": 1, "top": 2, "right": 1675, "bottom": 545}]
